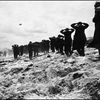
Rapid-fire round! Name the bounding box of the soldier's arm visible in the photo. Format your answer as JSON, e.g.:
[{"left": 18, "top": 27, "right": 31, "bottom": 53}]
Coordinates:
[
  {"left": 60, "top": 29, "right": 64, "bottom": 34},
  {"left": 83, "top": 23, "right": 89, "bottom": 29},
  {"left": 70, "top": 29, "right": 74, "bottom": 33},
  {"left": 71, "top": 23, "right": 77, "bottom": 29}
]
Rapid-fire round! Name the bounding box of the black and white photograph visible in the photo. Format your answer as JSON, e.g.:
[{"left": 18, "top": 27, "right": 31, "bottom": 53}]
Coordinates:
[{"left": 0, "top": 1, "right": 100, "bottom": 99}]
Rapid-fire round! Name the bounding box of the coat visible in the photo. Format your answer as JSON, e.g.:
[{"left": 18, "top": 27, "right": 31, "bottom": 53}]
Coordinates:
[
  {"left": 88, "top": 11, "right": 100, "bottom": 49},
  {"left": 71, "top": 23, "right": 88, "bottom": 50}
]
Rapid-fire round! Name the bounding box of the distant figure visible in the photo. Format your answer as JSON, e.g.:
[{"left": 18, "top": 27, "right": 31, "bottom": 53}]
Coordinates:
[
  {"left": 28, "top": 41, "right": 33, "bottom": 60},
  {"left": 49, "top": 36, "right": 56, "bottom": 52},
  {"left": 45, "top": 40, "right": 50, "bottom": 53},
  {"left": 88, "top": 2, "right": 100, "bottom": 56},
  {"left": 41, "top": 40, "right": 50, "bottom": 54},
  {"left": 12, "top": 44, "right": 19, "bottom": 59},
  {"left": 3, "top": 51, "right": 7, "bottom": 57},
  {"left": 57, "top": 34, "right": 64, "bottom": 55},
  {"left": 60, "top": 28, "right": 74, "bottom": 56},
  {"left": 71, "top": 22, "right": 89, "bottom": 56},
  {"left": 55, "top": 37, "right": 60, "bottom": 53},
  {"left": 19, "top": 45, "right": 24, "bottom": 56},
  {"left": 33, "top": 42, "right": 39, "bottom": 57}
]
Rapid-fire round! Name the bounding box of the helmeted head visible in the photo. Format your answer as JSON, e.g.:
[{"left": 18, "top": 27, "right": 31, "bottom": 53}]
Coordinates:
[
  {"left": 78, "top": 22, "right": 82, "bottom": 25},
  {"left": 29, "top": 41, "right": 32, "bottom": 44},
  {"left": 94, "top": 1, "right": 100, "bottom": 8}
]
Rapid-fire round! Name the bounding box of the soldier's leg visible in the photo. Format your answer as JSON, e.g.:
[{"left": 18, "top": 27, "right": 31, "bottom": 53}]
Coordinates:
[
  {"left": 52, "top": 46, "right": 55, "bottom": 52},
  {"left": 81, "top": 47, "right": 85, "bottom": 56},
  {"left": 37, "top": 50, "right": 39, "bottom": 56},
  {"left": 77, "top": 49, "right": 81, "bottom": 56},
  {"left": 34, "top": 51, "right": 36, "bottom": 57},
  {"left": 29, "top": 52, "right": 32, "bottom": 60},
  {"left": 14, "top": 53, "right": 16, "bottom": 59},
  {"left": 69, "top": 47, "right": 72, "bottom": 56},
  {"left": 60, "top": 46, "right": 64, "bottom": 55},
  {"left": 98, "top": 49, "right": 100, "bottom": 56},
  {"left": 29, "top": 52, "right": 31, "bottom": 59}
]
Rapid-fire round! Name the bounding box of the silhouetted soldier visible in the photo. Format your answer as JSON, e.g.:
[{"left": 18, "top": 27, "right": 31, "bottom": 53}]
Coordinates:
[
  {"left": 3, "top": 51, "right": 7, "bottom": 57},
  {"left": 57, "top": 34, "right": 64, "bottom": 55},
  {"left": 88, "top": 2, "right": 100, "bottom": 56},
  {"left": 33, "top": 42, "right": 39, "bottom": 57},
  {"left": 55, "top": 37, "right": 60, "bottom": 53},
  {"left": 12, "top": 44, "right": 19, "bottom": 59},
  {"left": 60, "top": 28, "right": 74, "bottom": 56},
  {"left": 28, "top": 41, "right": 33, "bottom": 60},
  {"left": 71, "top": 22, "right": 89, "bottom": 56},
  {"left": 42, "top": 40, "right": 50, "bottom": 54},
  {"left": 19, "top": 45, "right": 24, "bottom": 56},
  {"left": 49, "top": 36, "right": 56, "bottom": 52},
  {"left": 45, "top": 40, "right": 50, "bottom": 53}
]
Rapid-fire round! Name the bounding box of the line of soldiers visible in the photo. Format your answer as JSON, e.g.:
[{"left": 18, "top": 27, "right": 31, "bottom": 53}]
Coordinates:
[
  {"left": 49, "top": 22, "right": 89, "bottom": 56},
  {"left": 12, "top": 21, "right": 89, "bottom": 60},
  {"left": 12, "top": 45, "right": 24, "bottom": 59},
  {"left": 27, "top": 40, "right": 50, "bottom": 60},
  {"left": 12, "top": 40, "right": 50, "bottom": 60},
  {"left": 13, "top": 2, "right": 100, "bottom": 60}
]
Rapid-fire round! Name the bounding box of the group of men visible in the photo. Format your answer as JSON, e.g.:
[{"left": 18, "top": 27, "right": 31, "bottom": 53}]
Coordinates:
[
  {"left": 12, "top": 45, "right": 24, "bottom": 59},
  {"left": 49, "top": 22, "right": 89, "bottom": 56},
  {"left": 27, "top": 40, "right": 50, "bottom": 60},
  {"left": 12, "top": 2, "right": 100, "bottom": 60},
  {"left": 12, "top": 21, "right": 89, "bottom": 60},
  {"left": 12, "top": 40, "right": 50, "bottom": 60}
]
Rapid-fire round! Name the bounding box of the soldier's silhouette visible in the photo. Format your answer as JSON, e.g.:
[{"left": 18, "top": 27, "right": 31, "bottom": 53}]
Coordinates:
[
  {"left": 71, "top": 22, "right": 89, "bottom": 56},
  {"left": 60, "top": 28, "right": 74, "bottom": 56},
  {"left": 28, "top": 41, "right": 33, "bottom": 60},
  {"left": 55, "top": 36, "right": 60, "bottom": 53},
  {"left": 88, "top": 2, "right": 100, "bottom": 56},
  {"left": 12, "top": 44, "right": 19, "bottom": 59},
  {"left": 57, "top": 34, "right": 64, "bottom": 55},
  {"left": 19, "top": 45, "right": 24, "bottom": 56},
  {"left": 33, "top": 42, "right": 39, "bottom": 57},
  {"left": 42, "top": 40, "right": 50, "bottom": 54},
  {"left": 49, "top": 36, "right": 56, "bottom": 52}
]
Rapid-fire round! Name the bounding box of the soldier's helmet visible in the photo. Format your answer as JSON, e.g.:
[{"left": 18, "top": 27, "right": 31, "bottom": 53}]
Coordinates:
[
  {"left": 29, "top": 41, "right": 32, "bottom": 44},
  {"left": 78, "top": 22, "right": 82, "bottom": 25},
  {"left": 95, "top": 1, "right": 100, "bottom": 12},
  {"left": 94, "top": 1, "right": 100, "bottom": 8},
  {"left": 58, "top": 34, "right": 64, "bottom": 38}
]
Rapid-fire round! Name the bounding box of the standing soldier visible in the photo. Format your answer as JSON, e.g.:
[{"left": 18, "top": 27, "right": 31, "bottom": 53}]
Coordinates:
[
  {"left": 49, "top": 36, "right": 56, "bottom": 52},
  {"left": 28, "top": 41, "right": 33, "bottom": 60},
  {"left": 12, "top": 44, "right": 19, "bottom": 59},
  {"left": 45, "top": 40, "right": 50, "bottom": 53},
  {"left": 60, "top": 28, "right": 74, "bottom": 56},
  {"left": 19, "top": 45, "right": 24, "bottom": 56},
  {"left": 88, "top": 2, "right": 100, "bottom": 56},
  {"left": 71, "top": 22, "right": 89, "bottom": 56},
  {"left": 33, "top": 42, "right": 39, "bottom": 57},
  {"left": 57, "top": 34, "right": 64, "bottom": 55}
]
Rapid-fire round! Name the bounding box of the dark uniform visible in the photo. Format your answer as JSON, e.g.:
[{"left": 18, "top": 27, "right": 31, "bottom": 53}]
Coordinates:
[
  {"left": 88, "top": 2, "right": 100, "bottom": 55},
  {"left": 19, "top": 45, "right": 24, "bottom": 56},
  {"left": 57, "top": 35, "right": 64, "bottom": 55},
  {"left": 12, "top": 44, "right": 19, "bottom": 59},
  {"left": 33, "top": 42, "right": 39, "bottom": 57},
  {"left": 71, "top": 22, "right": 89, "bottom": 56},
  {"left": 42, "top": 40, "right": 50, "bottom": 54},
  {"left": 28, "top": 41, "right": 33, "bottom": 60},
  {"left": 60, "top": 28, "right": 74, "bottom": 56},
  {"left": 49, "top": 36, "right": 56, "bottom": 52}
]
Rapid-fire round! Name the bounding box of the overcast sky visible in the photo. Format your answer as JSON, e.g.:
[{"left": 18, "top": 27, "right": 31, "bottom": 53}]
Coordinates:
[{"left": 0, "top": 1, "right": 95, "bottom": 49}]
